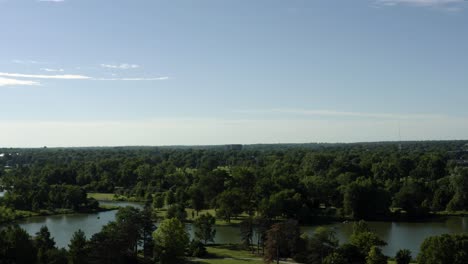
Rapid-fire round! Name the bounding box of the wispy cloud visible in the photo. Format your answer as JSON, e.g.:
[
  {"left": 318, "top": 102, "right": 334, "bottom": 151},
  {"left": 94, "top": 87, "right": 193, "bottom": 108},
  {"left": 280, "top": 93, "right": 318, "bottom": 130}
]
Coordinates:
[
  {"left": 101, "top": 63, "right": 140, "bottom": 70},
  {"left": 236, "top": 108, "right": 446, "bottom": 120},
  {"left": 0, "top": 77, "right": 40, "bottom": 87},
  {"left": 96, "top": 77, "right": 169, "bottom": 81},
  {"left": 12, "top": 59, "right": 42, "bottom": 64},
  {"left": 376, "top": 0, "right": 467, "bottom": 9},
  {"left": 41, "top": 68, "right": 64, "bottom": 72},
  {"left": 0, "top": 72, "right": 90, "bottom": 80},
  {"left": 0, "top": 72, "right": 169, "bottom": 84}
]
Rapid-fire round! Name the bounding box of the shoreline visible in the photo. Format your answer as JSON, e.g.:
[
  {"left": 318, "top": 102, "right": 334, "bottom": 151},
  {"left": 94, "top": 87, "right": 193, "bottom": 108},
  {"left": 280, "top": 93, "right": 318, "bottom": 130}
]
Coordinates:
[{"left": 1, "top": 205, "right": 117, "bottom": 225}]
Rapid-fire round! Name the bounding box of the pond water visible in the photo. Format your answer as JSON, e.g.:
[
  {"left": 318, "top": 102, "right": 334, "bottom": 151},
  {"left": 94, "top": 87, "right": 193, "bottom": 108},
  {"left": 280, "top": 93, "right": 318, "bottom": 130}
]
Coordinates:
[
  {"left": 15, "top": 201, "right": 468, "bottom": 257},
  {"left": 17, "top": 201, "right": 143, "bottom": 248}
]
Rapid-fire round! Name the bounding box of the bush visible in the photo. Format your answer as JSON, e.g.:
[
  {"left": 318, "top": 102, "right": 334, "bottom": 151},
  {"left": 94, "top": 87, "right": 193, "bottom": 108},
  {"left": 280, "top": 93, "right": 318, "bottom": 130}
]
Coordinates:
[
  {"left": 188, "top": 240, "right": 207, "bottom": 257},
  {"left": 395, "top": 249, "right": 412, "bottom": 264}
]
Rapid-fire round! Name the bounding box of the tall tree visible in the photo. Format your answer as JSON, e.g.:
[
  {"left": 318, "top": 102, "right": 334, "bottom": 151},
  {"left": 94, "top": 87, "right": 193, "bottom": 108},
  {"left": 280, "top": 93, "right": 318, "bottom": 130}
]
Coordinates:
[
  {"left": 395, "top": 249, "right": 412, "bottom": 264},
  {"left": 194, "top": 213, "right": 216, "bottom": 245},
  {"left": 35, "top": 226, "right": 56, "bottom": 264},
  {"left": 366, "top": 246, "right": 388, "bottom": 264},
  {"left": 153, "top": 218, "right": 190, "bottom": 264},
  {"left": 68, "top": 229, "right": 89, "bottom": 264}
]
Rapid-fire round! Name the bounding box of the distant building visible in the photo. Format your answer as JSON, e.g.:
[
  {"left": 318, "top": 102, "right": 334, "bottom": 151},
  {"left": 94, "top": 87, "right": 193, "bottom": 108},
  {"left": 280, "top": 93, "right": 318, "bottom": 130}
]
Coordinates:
[{"left": 225, "top": 144, "right": 243, "bottom": 151}]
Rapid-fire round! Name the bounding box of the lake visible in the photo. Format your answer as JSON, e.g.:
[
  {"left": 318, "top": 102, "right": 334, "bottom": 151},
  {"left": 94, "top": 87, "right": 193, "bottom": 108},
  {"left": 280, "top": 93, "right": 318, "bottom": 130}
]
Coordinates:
[{"left": 16, "top": 201, "right": 468, "bottom": 256}]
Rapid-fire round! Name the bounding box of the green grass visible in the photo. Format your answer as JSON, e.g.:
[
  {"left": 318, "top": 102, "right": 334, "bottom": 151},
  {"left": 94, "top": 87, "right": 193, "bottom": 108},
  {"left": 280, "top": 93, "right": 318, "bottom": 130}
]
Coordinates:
[
  {"left": 87, "top": 192, "right": 116, "bottom": 201},
  {"left": 154, "top": 207, "right": 252, "bottom": 226},
  {"left": 87, "top": 192, "right": 135, "bottom": 201},
  {"left": 206, "top": 245, "right": 259, "bottom": 259},
  {"left": 434, "top": 210, "right": 468, "bottom": 216},
  {"left": 189, "top": 245, "right": 416, "bottom": 264},
  {"left": 193, "top": 259, "right": 263, "bottom": 264},
  {"left": 189, "top": 245, "right": 264, "bottom": 264},
  {"left": 387, "top": 260, "right": 416, "bottom": 264}
]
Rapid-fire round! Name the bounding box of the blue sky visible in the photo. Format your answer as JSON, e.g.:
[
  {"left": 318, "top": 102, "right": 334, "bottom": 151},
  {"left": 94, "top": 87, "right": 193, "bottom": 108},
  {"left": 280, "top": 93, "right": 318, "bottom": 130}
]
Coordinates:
[{"left": 1, "top": 0, "right": 468, "bottom": 147}]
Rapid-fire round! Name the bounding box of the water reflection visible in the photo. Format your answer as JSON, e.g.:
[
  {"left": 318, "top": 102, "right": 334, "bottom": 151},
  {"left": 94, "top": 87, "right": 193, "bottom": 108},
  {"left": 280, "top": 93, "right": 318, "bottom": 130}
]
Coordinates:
[{"left": 15, "top": 201, "right": 468, "bottom": 256}]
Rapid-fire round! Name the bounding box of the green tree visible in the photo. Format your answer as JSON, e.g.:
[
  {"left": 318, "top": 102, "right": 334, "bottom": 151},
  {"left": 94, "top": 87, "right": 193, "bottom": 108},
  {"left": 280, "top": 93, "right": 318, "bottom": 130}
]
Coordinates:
[
  {"left": 0, "top": 225, "right": 37, "bottom": 264},
  {"left": 194, "top": 213, "right": 216, "bottom": 244},
  {"left": 216, "top": 189, "right": 244, "bottom": 222},
  {"left": 166, "top": 190, "right": 175, "bottom": 206},
  {"left": 392, "top": 181, "right": 429, "bottom": 217},
  {"left": 349, "top": 221, "right": 386, "bottom": 256},
  {"left": 447, "top": 168, "right": 468, "bottom": 211},
  {"left": 395, "top": 249, "right": 412, "bottom": 264},
  {"left": 166, "top": 203, "right": 187, "bottom": 222},
  {"left": 418, "top": 234, "right": 468, "bottom": 264},
  {"left": 88, "top": 222, "right": 129, "bottom": 264},
  {"left": 323, "top": 252, "right": 348, "bottom": 264},
  {"left": 35, "top": 226, "right": 56, "bottom": 264},
  {"left": 187, "top": 240, "right": 208, "bottom": 257},
  {"left": 264, "top": 220, "right": 301, "bottom": 264},
  {"left": 343, "top": 179, "right": 390, "bottom": 219},
  {"left": 141, "top": 204, "right": 157, "bottom": 259},
  {"left": 153, "top": 194, "right": 165, "bottom": 209},
  {"left": 153, "top": 218, "right": 189, "bottom": 264},
  {"left": 240, "top": 218, "right": 254, "bottom": 251},
  {"left": 68, "top": 229, "right": 89, "bottom": 264},
  {"left": 366, "top": 246, "right": 388, "bottom": 264},
  {"left": 190, "top": 187, "right": 205, "bottom": 215},
  {"left": 305, "top": 227, "right": 339, "bottom": 264},
  {"left": 115, "top": 206, "right": 143, "bottom": 256}
]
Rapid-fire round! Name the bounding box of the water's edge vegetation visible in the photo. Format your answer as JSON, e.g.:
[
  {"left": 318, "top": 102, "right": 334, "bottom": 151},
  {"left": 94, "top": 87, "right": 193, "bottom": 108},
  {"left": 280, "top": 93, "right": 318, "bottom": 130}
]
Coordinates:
[{"left": 1, "top": 141, "right": 468, "bottom": 263}]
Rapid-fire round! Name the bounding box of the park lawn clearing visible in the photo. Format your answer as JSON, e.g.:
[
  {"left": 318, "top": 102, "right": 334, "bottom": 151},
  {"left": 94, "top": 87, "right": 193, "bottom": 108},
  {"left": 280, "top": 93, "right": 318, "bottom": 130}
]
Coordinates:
[
  {"left": 207, "top": 245, "right": 259, "bottom": 259},
  {"left": 192, "top": 259, "right": 263, "bottom": 264},
  {"left": 87, "top": 193, "right": 116, "bottom": 201},
  {"left": 190, "top": 245, "right": 264, "bottom": 264},
  {"left": 87, "top": 192, "right": 132, "bottom": 201}
]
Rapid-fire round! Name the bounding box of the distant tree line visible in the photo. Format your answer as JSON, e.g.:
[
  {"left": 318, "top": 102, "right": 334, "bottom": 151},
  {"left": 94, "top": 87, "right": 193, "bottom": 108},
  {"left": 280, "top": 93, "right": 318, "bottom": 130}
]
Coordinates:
[{"left": 1, "top": 141, "right": 468, "bottom": 221}]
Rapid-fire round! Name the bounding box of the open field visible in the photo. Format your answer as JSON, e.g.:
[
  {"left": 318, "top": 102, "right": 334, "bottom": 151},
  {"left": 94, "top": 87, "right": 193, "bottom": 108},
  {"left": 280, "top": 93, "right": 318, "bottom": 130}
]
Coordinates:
[
  {"left": 188, "top": 245, "right": 417, "bottom": 264},
  {"left": 189, "top": 245, "right": 270, "bottom": 264},
  {"left": 87, "top": 192, "right": 119, "bottom": 201}
]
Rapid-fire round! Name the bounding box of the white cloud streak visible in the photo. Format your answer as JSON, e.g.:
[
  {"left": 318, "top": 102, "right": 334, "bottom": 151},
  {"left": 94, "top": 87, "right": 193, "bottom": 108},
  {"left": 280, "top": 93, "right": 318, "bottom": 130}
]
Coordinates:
[
  {"left": 101, "top": 63, "right": 140, "bottom": 69},
  {"left": 0, "top": 72, "right": 169, "bottom": 85},
  {"left": 0, "top": 77, "right": 40, "bottom": 87},
  {"left": 41, "top": 68, "right": 65, "bottom": 72},
  {"left": 95, "top": 77, "right": 169, "bottom": 81},
  {"left": 0, "top": 72, "right": 91, "bottom": 80},
  {"left": 12, "top": 60, "right": 42, "bottom": 64}
]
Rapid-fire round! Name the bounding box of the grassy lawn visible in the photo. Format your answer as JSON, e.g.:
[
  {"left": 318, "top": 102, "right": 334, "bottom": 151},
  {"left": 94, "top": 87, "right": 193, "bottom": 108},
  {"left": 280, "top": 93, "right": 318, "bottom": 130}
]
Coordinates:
[
  {"left": 154, "top": 208, "right": 250, "bottom": 225},
  {"left": 189, "top": 245, "right": 264, "bottom": 264},
  {"left": 434, "top": 210, "right": 468, "bottom": 216},
  {"left": 193, "top": 258, "right": 263, "bottom": 264},
  {"left": 87, "top": 192, "right": 135, "bottom": 201},
  {"left": 187, "top": 245, "right": 415, "bottom": 264},
  {"left": 206, "top": 245, "right": 259, "bottom": 259},
  {"left": 185, "top": 208, "right": 247, "bottom": 225},
  {"left": 87, "top": 192, "right": 116, "bottom": 201}
]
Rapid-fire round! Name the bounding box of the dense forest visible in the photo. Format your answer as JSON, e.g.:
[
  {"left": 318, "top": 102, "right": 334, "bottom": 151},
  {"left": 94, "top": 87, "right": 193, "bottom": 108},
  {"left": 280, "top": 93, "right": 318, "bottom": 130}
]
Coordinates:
[
  {"left": 1, "top": 141, "right": 468, "bottom": 222},
  {"left": 1, "top": 141, "right": 468, "bottom": 263}
]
